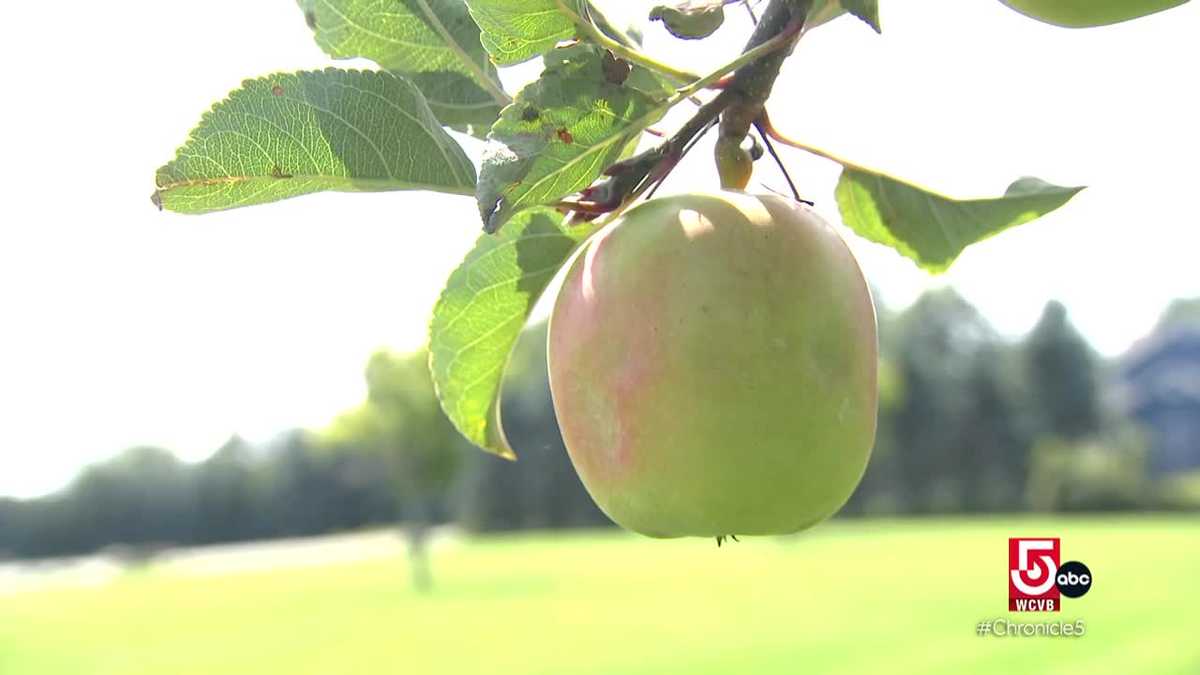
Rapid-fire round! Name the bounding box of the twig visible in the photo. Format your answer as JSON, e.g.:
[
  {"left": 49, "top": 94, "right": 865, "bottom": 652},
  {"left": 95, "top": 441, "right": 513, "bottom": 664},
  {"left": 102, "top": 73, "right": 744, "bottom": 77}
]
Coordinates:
[
  {"left": 647, "top": 117, "right": 719, "bottom": 199},
  {"left": 717, "top": 0, "right": 807, "bottom": 143}
]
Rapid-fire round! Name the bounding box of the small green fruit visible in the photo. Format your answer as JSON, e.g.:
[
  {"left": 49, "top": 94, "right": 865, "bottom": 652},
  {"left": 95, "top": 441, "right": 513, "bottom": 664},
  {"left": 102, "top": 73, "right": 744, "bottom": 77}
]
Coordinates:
[
  {"left": 714, "top": 136, "right": 754, "bottom": 191},
  {"left": 998, "top": 0, "right": 1189, "bottom": 27},
  {"left": 548, "top": 191, "right": 878, "bottom": 538}
]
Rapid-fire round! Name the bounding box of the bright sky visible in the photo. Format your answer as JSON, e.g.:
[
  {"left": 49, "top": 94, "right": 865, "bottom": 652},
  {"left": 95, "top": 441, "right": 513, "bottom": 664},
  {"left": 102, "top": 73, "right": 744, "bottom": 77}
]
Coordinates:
[{"left": 1, "top": 1, "right": 1197, "bottom": 498}]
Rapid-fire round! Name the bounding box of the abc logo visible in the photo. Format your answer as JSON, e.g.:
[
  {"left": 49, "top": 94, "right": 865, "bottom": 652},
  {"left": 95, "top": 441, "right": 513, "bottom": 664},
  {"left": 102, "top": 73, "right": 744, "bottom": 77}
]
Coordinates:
[{"left": 1055, "top": 560, "right": 1093, "bottom": 598}]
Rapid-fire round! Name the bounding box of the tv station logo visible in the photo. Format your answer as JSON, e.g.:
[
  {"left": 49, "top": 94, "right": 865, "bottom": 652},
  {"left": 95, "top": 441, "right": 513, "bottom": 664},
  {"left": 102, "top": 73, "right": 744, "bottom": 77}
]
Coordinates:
[{"left": 1008, "top": 538, "right": 1092, "bottom": 612}]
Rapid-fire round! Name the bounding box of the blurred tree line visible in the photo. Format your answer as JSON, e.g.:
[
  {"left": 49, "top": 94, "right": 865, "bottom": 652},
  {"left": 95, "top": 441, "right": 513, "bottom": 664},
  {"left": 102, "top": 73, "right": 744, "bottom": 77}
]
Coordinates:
[{"left": 2, "top": 292, "right": 1196, "bottom": 561}]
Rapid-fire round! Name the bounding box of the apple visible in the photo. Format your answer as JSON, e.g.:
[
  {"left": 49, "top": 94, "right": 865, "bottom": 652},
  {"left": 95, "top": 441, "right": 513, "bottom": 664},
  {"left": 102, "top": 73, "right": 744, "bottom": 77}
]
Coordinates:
[
  {"left": 997, "top": 0, "right": 1188, "bottom": 27},
  {"left": 547, "top": 191, "right": 878, "bottom": 538}
]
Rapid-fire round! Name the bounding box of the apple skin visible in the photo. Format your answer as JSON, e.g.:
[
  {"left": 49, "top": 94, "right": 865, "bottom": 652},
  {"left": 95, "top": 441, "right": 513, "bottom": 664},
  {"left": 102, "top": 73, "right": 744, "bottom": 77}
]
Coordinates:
[
  {"left": 998, "top": 0, "right": 1188, "bottom": 27},
  {"left": 547, "top": 191, "right": 878, "bottom": 538}
]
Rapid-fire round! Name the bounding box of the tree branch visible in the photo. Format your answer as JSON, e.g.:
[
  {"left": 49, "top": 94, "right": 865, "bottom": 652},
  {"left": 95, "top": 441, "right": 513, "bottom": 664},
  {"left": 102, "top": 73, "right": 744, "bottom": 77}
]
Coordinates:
[{"left": 719, "top": 0, "right": 808, "bottom": 146}]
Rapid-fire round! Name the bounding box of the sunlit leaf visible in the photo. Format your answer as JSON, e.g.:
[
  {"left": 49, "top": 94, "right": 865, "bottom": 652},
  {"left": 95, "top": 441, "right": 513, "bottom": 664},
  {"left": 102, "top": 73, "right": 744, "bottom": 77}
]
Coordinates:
[
  {"left": 477, "top": 44, "right": 670, "bottom": 232},
  {"left": 465, "top": 0, "right": 580, "bottom": 65},
  {"left": 154, "top": 70, "right": 476, "bottom": 214},
  {"left": 429, "top": 207, "right": 594, "bottom": 458},
  {"left": 298, "top": 0, "right": 508, "bottom": 135},
  {"left": 836, "top": 168, "right": 1083, "bottom": 272}
]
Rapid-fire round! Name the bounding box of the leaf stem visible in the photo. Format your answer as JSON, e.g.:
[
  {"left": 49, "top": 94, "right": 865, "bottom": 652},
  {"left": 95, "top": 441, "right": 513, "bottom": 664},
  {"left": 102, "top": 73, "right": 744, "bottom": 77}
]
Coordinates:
[
  {"left": 757, "top": 110, "right": 871, "bottom": 174},
  {"left": 672, "top": 14, "right": 804, "bottom": 103}
]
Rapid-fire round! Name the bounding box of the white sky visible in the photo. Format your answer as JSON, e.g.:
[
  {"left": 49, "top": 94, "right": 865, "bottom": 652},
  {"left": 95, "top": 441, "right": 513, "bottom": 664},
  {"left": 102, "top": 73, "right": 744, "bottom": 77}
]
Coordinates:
[{"left": 1, "top": 1, "right": 1197, "bottom": 498}]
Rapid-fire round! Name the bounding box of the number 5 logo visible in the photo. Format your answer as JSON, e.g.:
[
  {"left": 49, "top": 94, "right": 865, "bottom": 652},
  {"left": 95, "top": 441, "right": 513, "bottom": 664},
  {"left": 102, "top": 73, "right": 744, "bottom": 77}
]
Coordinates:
[{"left": 1010, "top": 538, "right": 1059, "bottom": 595}]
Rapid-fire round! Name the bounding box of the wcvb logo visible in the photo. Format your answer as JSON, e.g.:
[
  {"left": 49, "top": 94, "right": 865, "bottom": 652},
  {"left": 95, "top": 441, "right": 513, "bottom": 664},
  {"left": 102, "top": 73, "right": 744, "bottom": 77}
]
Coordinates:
[
  {"left": 1008, "top": 538, "right": 1092, "bottom": 612},
  {"left": 1009, "top": 538, "right": 1060, "bottom": 611}
]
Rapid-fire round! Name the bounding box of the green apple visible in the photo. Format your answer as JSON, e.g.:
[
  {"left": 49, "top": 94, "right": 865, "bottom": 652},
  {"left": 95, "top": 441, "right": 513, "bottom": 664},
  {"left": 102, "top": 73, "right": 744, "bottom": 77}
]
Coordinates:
[
  {"left": 998, "top": 0, "right": 1189, "bottom": 27},
  {"left": 547, "top": 191, "right": 878, "bottom": 538}
]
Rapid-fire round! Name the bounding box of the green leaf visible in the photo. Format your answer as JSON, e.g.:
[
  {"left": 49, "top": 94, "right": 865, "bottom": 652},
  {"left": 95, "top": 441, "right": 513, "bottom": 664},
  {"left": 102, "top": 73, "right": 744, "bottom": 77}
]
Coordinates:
[
  {"left": 840, "top": 0, "right": 881, "bottom": 32},
  {"left": 806, "top": 0, "right": 845, "bottom": 28},
  {"left": 806, "top": 0, "right": 880, "bottom": 32},
  {"left": 466, "top": 0, "right": 579, "bottom": 65},
  {"left": 649, "top": 1, "right": 726, "bottom": 40},
  {"left": 298, "top": 0, "right": 508, "bottom": 136},
  {"left": 835, "top": 168, "right": 1084, "bottom": 272},
  {"left": 429, "top": 207, "right": 593, "bottom": 458},
  {"left": 477, "top": 44, "right": 670, "bottom": 232},
  {"left": 589, "top": 1, "right": 646, "bottom": 46},
  {"left": 997, "top": 0, "right": 1190, "bottom": 28},
  {"left": 153, "top": 70, "right": 476, "bottom": 215}
]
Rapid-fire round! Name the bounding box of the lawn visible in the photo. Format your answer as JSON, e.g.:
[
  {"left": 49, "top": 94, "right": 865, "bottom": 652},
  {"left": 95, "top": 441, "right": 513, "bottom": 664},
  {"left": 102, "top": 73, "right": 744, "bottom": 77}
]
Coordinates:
[{"left": 1, "top": 517, "right": 1196, "bottom": 674}]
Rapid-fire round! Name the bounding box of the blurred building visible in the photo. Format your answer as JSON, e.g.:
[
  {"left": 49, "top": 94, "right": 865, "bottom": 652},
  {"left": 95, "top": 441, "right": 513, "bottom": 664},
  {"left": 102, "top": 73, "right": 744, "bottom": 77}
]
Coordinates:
[{"left": 1116, "top": 327, "right": 1200, "bottom": 475}]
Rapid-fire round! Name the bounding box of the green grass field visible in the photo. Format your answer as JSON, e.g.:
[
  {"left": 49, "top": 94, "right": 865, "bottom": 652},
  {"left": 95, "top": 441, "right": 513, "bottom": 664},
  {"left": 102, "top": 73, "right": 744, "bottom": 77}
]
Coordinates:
[{"left": 1, "top": 517, "right": 1196, "bottom": 674}]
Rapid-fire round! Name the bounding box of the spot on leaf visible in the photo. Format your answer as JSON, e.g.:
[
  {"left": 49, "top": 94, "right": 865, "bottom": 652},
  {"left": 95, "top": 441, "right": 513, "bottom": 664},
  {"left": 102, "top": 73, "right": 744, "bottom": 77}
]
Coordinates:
[
  {"left": 521, "top": 106, "right": 540, "bottom": 122},
  {"left": 305, "top": 10, "right": 318, "bottom": 30},
  {"left": 271, "top": 84, "right": 285, "bottom": 96},
  {"left": 601, "top": 51, "right": 631, "bottom": 86},
  {"left": 556, "top": 128, "right": 574, "bottom": 144}
]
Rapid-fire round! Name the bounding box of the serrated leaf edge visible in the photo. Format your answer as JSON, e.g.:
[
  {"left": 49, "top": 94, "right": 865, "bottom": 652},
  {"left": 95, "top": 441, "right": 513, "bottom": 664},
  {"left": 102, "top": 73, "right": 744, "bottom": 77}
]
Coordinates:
[{"left": 153, "top": 68, "right": 476, "bottom": 212}]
